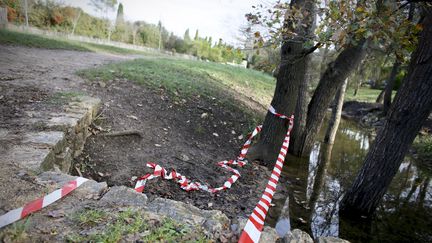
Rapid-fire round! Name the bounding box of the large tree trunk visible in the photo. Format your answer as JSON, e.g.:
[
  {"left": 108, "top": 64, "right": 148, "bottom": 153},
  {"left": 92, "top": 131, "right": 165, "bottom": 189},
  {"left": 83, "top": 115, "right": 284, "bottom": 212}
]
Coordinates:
[
  {"left": 340, "top": 8, "right": 432, "bottom": 217},
  {"left": 290, "top": 68, "right": 310, "bottom": 154},
  {"left": 324, "top": 78, "right": 348, "bottom": 144},
  {"left": 383, "top": 60, "right": 401, "bottom": 115},
  {"left": 247, "top": 0, "right": 316, "bottom": 163},
  {"left": 294, "top": 41, "right": 367, "bottom": 156}
]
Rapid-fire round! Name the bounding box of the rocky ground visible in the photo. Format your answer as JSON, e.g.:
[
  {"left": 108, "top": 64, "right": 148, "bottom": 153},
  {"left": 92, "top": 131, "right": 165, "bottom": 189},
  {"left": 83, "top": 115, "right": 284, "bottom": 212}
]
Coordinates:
[
  {"left": 0, "top": 44, "right": 314, "bottom": 242},
  {"left": 0, "top": 44, "right": 354, "bottom": 242}
]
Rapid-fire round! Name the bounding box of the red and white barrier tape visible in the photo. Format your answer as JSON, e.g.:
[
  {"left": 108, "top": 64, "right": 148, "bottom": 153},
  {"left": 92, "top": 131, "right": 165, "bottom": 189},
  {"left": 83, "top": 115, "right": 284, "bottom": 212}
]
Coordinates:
[
  {"left": 0, "top": 104, "right": 292, "bottom": 240},
  {"left": 239, "top": 115, "right": 294, "bottom": 243},
  {"left": 134, "top": 125, "right": 262, "bottom": 193},
  {"left": 0, "top": 177, "right": 88, "bottom": 229}
]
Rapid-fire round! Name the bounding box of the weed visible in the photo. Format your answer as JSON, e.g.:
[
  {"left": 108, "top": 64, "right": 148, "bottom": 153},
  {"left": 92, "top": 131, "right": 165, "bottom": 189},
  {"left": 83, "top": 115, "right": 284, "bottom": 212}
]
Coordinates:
[
  {"left": 413, "top": 135, "right": 432, "bottom": 162},
  {"left": 74, "top": 209, "right": 107, "bottom": 226},
  {"left": 0, "top": 218, "right": 30, "bottom": 241}
]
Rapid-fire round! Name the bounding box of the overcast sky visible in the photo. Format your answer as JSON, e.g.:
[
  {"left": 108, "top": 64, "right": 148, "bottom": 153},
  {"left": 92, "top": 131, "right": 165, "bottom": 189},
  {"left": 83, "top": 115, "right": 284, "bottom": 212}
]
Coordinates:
[{"left": 58, "top": 0, "right": 273, "bottom": 46}]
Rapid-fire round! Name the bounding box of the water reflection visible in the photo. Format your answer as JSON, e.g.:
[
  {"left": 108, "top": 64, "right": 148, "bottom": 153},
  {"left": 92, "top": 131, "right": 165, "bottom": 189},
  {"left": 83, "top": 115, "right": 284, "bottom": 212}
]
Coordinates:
[{"left": 269, "top": 119, "right": 432, "bottom": 242}]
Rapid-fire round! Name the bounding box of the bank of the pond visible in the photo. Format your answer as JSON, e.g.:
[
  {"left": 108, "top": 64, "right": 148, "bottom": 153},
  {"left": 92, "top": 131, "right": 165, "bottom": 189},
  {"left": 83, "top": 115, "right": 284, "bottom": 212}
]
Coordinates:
[{"left": 268, "top": 116, "right": 432, "bottom": 242}]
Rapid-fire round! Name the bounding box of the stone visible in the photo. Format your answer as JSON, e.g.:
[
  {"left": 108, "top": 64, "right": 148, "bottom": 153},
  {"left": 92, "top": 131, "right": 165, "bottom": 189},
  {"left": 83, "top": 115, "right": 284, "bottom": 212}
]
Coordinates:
[
  {"left": 236, "top": 217, "right": 279, "bottom": 243},
  {"left": 316, "top": 237, "right": 351, "bottom": 243},
  {"left": 100, "top": 186, "right": 148, "bottom": 206},
  {"left": 283, "top": 229, "right": 313, "bottom": 243},
  {"left": 37, "top": 172, "right": 107, "bottom": 198},
  {"left": 147, "top": 198, "right": 229, "bottom": 234}
]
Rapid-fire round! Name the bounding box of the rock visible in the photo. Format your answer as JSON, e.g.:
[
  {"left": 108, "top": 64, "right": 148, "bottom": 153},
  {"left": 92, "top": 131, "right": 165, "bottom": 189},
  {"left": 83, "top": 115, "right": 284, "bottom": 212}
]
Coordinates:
[
  {"left": 316, "top": 236, "right": 350, "bottom": 243},
  {"left": 100, "top": 186, "right": 148, "bottom": 207},
  {"left": 201, "top": 112, "right": 209, "bottom": 118},
  {"left": 283, "top": 229, "right": 313, "bottom": 243},
  {"left": 236, "top": 217, "right": 279, "bottom": 243},
  {"left": 147, "top": 198, "right": 229, "bottom": 234},
  {"left": 98, "top": 81, "right": 106, "bottom": 88},
  {"left": 179, "top": 154, "right": 190, "bottom": 162}
]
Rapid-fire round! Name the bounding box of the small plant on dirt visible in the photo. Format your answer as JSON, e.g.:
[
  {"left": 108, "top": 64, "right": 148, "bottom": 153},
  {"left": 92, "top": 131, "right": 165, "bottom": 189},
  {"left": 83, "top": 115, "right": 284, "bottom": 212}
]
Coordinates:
[
  {"left": 48, "top": 91, "right": 84, "bottom": 105},
  {"left": 0, "top": 218, "right": 30, "bottom": 241},
  {"left": 413, "top": 135, "right": 432, "bottom": 162},
  {"left": 67, "top": 208, "right": 208, "bottom": 242},
  {"left": 74, "top": 209, "right": 107, "bottom": 226}
]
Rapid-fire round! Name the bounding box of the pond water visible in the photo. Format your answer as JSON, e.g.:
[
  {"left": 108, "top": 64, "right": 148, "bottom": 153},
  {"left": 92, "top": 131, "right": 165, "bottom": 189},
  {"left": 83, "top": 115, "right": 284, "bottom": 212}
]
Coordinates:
[{"left": 267, "top": 119, "right": 432, "bottom": 242}]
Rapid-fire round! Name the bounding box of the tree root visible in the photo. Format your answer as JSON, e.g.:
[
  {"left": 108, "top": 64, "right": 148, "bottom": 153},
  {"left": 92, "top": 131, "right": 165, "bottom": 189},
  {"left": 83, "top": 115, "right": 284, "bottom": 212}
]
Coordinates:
[{"left": 99, "top": 130, "right": 143, "bottom": 138}]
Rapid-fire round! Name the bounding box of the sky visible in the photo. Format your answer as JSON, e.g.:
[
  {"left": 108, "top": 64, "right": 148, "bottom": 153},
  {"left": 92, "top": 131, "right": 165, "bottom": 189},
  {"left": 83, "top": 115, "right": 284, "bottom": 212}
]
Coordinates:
[{"left": 58, "top": 0, "right": 273, "bottom": 46}]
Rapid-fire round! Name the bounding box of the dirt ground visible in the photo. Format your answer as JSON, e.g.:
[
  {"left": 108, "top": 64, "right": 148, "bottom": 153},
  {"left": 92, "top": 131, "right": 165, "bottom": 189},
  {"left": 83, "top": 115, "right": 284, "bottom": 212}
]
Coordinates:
[
  {"left": 74, "top": 73, "right": 272, "bottom": 220},
  {"left": 0, "top": 44, "right": 274, "bottom": 220}
]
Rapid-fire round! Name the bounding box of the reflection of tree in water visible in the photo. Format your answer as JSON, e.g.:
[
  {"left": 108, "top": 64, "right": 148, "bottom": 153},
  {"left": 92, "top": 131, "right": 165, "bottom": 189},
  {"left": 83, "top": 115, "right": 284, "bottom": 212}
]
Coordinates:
[
  {"left": 308, "top": 143, "right": 342, "bottom": 238},
  {"left": 271, "top": 118, "right": 431, "bottom": 241}
]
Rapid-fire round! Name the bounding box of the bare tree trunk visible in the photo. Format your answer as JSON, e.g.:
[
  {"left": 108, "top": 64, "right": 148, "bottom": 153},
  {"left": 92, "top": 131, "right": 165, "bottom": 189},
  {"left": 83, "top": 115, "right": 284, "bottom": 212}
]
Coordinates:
[
  {"left": 294, "top": 40, "right": 367, "bottom": 157},
  {"left": 383, "top": 60, "right": 401, "bottom": 115},
  {"left": 290, "top": 68, "right": 309, "bottom": 154},
  {"left": 376, "top": 89, "right": 385, "bottom": 103},
  {"left": 340, "top": 8, "right": 432, "bottom": 217},
  {"left": 247, "top": 0, "right": 316, "bottom": 163},
  {"left": 71, "top": 9, "right": 81, "bottom": 35},
  {"left": 24, "top": 0, "right": 29, "bottom": 28},
  {"left": 324, "top": 78, "right": 348, "bottom": 144}
]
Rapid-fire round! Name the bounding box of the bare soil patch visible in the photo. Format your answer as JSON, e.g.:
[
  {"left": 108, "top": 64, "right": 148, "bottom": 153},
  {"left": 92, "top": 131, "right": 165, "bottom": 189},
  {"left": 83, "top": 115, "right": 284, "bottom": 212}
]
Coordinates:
[{"left": 74, "top": 77, "right": 273, "bottom": 219}]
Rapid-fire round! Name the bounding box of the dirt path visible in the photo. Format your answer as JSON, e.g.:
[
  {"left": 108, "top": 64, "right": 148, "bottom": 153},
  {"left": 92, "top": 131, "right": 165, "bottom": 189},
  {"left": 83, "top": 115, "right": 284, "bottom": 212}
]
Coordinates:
[{"left": 1, "top": 44, "right": 274, "bottom": 221}]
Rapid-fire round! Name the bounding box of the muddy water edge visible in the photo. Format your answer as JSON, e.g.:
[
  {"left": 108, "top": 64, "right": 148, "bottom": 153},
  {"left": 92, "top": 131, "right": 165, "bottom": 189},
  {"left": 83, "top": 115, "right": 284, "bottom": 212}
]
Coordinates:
[{"left": 267, "top": 118, "right": 432, "bottom": 242}]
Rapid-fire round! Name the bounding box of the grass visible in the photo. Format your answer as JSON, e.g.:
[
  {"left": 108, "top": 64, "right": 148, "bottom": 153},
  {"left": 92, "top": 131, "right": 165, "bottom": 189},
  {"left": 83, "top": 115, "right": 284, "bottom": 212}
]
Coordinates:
[
  {"left": 67, "top": 208, "right": 207, "bottom": 242},
  {"left": 0, "top": 219, "right": 30, "bottom": 241},
  {"left": 345, "top": 88, "right": 382, "bottom": 103},
  {"left": 79, "top": 57, "right": 276, "bottom": 107},
  {"left": 413, "top": 135, "right": 432, "bottom": 162},
  {"left": 48, "top": 91, "right": 85, "bottom": 105},
  {"left": 0, "top": 29, "right": 152, "bottom": 55},
  {"left": 345, "top": 87, "right": 396, "bottom": 103}
]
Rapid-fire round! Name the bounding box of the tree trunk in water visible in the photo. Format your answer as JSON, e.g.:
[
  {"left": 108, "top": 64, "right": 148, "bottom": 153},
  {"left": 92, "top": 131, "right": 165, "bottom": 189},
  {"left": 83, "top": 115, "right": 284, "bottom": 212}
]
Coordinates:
[
  {"left": 247, "top": 40, "right": 307, "bottom": 163},
  {"left": 294, "top": 40, "right": 367, "bottom": 157},
  {"left": 340, "top": 9, "right": 432, "bottom": 217},
  {"left": 247, "top": 0, "right": 316, "bottom": 163},
  {"left": 376, "top": 89, "right": 385, "bottom": 103},
  {"left": 383, "top": 60, "right": 401, "bottom": 115},
  {"left": 324, "top": 78, "right": 348, "bottom": 144}
]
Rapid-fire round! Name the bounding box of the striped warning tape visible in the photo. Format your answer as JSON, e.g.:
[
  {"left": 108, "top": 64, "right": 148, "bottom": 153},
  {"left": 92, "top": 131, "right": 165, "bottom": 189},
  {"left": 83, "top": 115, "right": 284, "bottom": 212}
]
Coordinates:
[
  {"left": 0, "top": 104, "right": 292, "bottom": 241},
  {"left": 134, "top": 125, "right": 262, "bottom": 193},
  {"left": 0, "top": 177, "right": 88, "bottom": 229},
  {"left": 239, "top": 115, "right": 294, "bottom": 243}
]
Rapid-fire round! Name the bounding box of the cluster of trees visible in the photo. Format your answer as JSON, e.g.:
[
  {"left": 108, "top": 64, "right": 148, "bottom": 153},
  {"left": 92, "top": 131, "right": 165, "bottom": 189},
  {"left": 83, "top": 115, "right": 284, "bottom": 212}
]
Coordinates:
[
  {"left": 0, "top": 0, "right": 244, "bottom": 63},
  {"left": 247, "top": 0, "right": 432, "bottom": 219}
]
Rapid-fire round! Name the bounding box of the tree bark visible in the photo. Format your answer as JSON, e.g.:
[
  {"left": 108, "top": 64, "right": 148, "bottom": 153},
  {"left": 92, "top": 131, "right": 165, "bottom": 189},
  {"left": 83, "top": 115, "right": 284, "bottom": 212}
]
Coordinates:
[
  {"left": 324, "top": 78, "right": 348, "bottom": 144},
  {"left": 340, "top": 8, "right": 432, "bottom": 217},
  {"left": 383, "top": 60, "right": 401, "bottom": 115},
  {"left": 247, "top": 0, "right": 316, "bottom": 163},
  {"left": 294, "top": 40, "right": 367, "bottom": 156},
  {"left": 376, "top": 89, "right": 385, "bottom": 103}
]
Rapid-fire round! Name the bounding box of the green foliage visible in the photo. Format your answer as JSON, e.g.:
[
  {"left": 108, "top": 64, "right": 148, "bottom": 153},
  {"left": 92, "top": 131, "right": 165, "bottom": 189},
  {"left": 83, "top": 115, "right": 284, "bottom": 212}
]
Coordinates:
[
  {"left": 0, "top": 219, "right": 30, "bottom": 241},
  {"left": 413, "top": 136, "right": 432, "bottom": 162}
]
